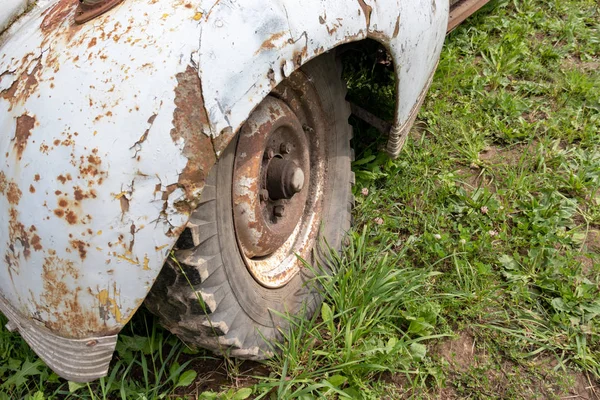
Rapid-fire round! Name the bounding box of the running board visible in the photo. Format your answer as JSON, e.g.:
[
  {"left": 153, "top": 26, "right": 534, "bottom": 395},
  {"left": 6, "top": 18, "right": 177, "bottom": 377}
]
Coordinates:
[{"left": 447, "top": 0, "right": 492, "bottom": 33}]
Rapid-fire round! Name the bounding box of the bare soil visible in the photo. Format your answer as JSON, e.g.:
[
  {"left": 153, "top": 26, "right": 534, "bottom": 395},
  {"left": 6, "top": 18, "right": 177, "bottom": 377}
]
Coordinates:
[
  {"left": 428, "top": 331, "right": 600, "bottom": 399},
  {"left": 174, "top": 357, "right": 269, "bottom": 398}
]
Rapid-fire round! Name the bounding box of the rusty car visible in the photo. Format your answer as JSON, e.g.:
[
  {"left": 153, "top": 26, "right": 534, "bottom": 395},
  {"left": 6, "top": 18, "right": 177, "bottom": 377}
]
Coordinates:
[{"left": 0, "top": 0, "right": 489, "bottom": 382}]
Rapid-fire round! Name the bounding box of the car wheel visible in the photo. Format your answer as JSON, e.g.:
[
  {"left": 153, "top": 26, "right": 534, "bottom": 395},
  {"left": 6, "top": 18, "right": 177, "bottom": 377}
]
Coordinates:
[{"left": 145, "top": 52, "right": 354, "bottom": 358}]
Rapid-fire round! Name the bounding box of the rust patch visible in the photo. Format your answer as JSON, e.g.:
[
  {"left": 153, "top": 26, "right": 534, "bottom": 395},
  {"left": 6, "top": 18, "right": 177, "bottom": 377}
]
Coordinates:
[
  {"left": 41, "top": 0, "right": 78, "bottom": 35},
  {"left": 0, "top": 172, "right": 7, "bottom": 194},
  {"left": 29, "top": 185, "right": 35, "bottom": 193},
  {"left": 73, "top": 186, "right": 97, "bottom": 201},
  {"left": 31, "top": 234, "right": 42, "bottom": 251},
  {"left": 0, "top": 58, "right": 42, "bottom": 112},
  {"left": 65, "top": 210, "right": 78, "bottom": 224},
  {"left": 6, "top": 182, "right": 22, "bottom": 205},
  {"left": 53, "top": 195, "right": 89, "bottom": 225},
  {"left": 120, "top": 196, "right": 129, "bottom": 213},
  {"left": 128, "top": 223, "right": 136, "bottom": 252},
  {"left": 7, "top": 208, "right": 42, "bottom": 261},
  {"left": 57, "top": 174, "right": 72, "bottom": 184},
  {"left": 393, "top": 15, "right": 400, "bottom": 38},
  {"left": 357, "top": 0, "right": 372, "bottom": 28},
  {"left": 13, "top": 114, "right": 36, "bottom": 160},
  {"left": 170, "top": 66, "right": 216, "bottom": 206},
  {"left": 74, "top": 188, "right": 84, "bottom": 201},
  {"left": 70, "top": 239, "right": 88, "bottom": 260},
  {"left": 77, "top": 150, "right": 108, "bottom": 186},
  {"left": 255, "top": 31, "right": 287, "bottom": 54},
  {"left": 212, "top": 126, "right": 235, "bottom": 156},
  {"left": 37, "top": 255, "right": 108, "bottom": 338}
]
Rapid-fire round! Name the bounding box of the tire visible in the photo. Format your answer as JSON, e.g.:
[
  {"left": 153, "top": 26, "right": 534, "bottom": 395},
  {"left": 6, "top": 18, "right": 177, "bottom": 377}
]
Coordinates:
[{"left": 145, "top": 52, "right": 353, "bottom": 359}]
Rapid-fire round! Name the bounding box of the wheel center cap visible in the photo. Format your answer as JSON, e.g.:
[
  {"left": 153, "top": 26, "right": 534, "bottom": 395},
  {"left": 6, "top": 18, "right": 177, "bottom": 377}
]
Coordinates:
[{"left": 266, "top": 158, "right": 305, "bottom": 200}]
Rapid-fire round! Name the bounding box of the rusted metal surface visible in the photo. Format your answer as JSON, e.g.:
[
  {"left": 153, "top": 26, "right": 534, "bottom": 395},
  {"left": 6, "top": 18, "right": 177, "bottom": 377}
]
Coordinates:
[
  {"left": 0, "top": 0, "right": 447, "bottom": 381},
  {"left": 232, "top": 89, "right": 323, "bottom": 288},
  {"left": 0, "top": 0, "right": 208, "bottom": 344},
  {"left": 233, "top": 71, "right": 329, "bottom": 288},
  {"left": 233, "top": 96, "right": 310, "bottom": 259},
  {"left": 447, "top": 0, "right": 491, "bottom": 33},
  {"left": 75, "top": 0, "right": 125, "bottom": 24}
]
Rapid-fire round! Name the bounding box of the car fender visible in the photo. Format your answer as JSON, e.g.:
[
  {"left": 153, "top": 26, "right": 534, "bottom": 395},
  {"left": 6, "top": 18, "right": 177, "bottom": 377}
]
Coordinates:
[{"left": 0, "top": 0, "right": 447, "bottom": 381}]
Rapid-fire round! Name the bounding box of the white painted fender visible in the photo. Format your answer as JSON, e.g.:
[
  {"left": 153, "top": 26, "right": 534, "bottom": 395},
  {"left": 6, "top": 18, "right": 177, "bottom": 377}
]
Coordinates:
[{"left": 0, "top": 0, "right": 447, "bottom": 380}]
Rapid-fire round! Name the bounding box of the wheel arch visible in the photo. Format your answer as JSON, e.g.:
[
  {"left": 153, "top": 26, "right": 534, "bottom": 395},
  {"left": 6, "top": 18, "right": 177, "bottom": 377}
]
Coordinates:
[{"left": 200, "top": 0, "right": 449, "bottom": 159}]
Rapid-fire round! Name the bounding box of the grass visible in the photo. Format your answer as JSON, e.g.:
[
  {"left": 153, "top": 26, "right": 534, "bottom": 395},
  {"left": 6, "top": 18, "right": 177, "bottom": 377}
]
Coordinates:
[{"left": 1, "top": 0, "right": 599, "bottom": 398}]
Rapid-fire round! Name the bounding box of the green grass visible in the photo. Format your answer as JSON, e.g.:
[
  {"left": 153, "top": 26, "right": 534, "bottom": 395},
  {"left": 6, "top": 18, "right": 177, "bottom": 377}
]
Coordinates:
[{"left": 1, "top": 0, "right": 599, "bottom": 398}]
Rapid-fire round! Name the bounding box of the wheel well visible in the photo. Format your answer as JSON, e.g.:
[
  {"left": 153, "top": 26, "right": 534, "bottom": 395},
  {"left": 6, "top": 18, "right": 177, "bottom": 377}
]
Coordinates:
[{"left": 334, "top": 39, "right": 398, "bottom": 150}]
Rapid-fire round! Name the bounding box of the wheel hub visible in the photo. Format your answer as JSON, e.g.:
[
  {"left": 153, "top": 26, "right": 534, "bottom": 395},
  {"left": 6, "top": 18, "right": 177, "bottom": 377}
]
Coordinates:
[
  {"left": 231, "top": 90, "right": 326, "bottom": 288},
  {"left": 266, "top": 158, "right": 305, "bottom": 200},
  {"left": 232, "top": 96, "right": 311, "bottom": 259}
]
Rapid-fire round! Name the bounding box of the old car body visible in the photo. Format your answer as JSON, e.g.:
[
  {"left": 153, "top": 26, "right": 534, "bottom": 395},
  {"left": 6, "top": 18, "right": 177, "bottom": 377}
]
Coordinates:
[{"left": 0, "top": 0, "right": 450, "bottom": 382}]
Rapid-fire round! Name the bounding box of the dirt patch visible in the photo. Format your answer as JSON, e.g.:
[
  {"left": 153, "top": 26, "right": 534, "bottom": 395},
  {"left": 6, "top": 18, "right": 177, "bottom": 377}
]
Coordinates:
[
  {"left": 479, "top": 144, "right": 526, "bottom": 166},
  {"left": 578, "top": 254, "right": 597, "bottom": 276},
  {"left": 578, "top": 229, "right": 600, "bottom": 275},
  {"left": 457, "top": 143, "right": 538, "bottom": 191},
  {"left": 569, "top": 372, "right": 600, "bottom": 400},
  {"left": 427, "top": 331, "right": 600, "bottom": 399},
  {"left": 584, "top": 230, "right": 600, "bottom": 253},
  {"left": 173, "top": 357, "right": 268, "bottom": 397},
  {"left": 433, "top": 331, "right": 481, "bottom": 373},
  {"left": 562, "top": 56, "right": 600, "bottom": 73},
  {"left": 457, "top": 167, "right": 495, "bottom": 192}
]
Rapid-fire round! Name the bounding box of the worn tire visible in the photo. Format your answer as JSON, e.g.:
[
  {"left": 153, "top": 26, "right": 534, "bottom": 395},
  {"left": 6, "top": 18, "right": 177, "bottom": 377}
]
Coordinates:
[{"left": 145, "top": 52, "right": 353, "bottom": 359}]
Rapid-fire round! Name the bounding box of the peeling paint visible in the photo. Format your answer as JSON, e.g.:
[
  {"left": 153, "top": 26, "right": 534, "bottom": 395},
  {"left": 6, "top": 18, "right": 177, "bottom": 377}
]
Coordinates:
[
  {"left": 13, "top": 114, "right": 35, "bottom": 160},
  {"left": 96, "top": 285, "right": 123, "bottom": 324},
  {"left": 0, "top": 56, "right": 42, "bottom": 112},
  {"left": 255, "top": 31, "right": 287, "bottom": 54},
  {"left": 357, "top": 0, "right": 373, "bottom": 28},
  {"left": 170, "top": 66, "right": 216, "bottom": 207}
]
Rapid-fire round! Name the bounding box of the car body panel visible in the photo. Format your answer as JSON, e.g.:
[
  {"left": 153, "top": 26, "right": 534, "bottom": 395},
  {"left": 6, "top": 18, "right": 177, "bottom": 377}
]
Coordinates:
[{"left": 0, "top": 0, "right": 447, "bottom": 380}]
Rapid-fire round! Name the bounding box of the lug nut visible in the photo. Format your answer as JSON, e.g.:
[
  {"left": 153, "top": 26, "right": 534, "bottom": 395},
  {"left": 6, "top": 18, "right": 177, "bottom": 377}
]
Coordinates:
[
  {"left": 273, "top": 205, "right": 285, "bottom": 218},
  {"left": 259, "top": 190, "right": 269, "bottom": 202},
  {"left": 302, "top": 124, "right": 314, "bottom": 134},
  {"left": 264, "top": 148, "right": 274, "bottom": 160},
  {"left": 280, "top": 143, "right": 291, "bottom": 154}
]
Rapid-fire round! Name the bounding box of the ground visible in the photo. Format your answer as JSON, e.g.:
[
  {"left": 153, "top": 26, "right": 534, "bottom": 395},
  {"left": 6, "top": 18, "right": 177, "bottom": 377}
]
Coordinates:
[{"left": 1, "top": 0, "right": 599, "bottom": 398}]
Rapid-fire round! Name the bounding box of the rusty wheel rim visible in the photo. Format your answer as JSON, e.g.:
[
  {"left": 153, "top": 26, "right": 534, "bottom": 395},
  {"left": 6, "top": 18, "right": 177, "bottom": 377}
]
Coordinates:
[{"left": 232, "top": 72, "right": 326, "bottom": 288}]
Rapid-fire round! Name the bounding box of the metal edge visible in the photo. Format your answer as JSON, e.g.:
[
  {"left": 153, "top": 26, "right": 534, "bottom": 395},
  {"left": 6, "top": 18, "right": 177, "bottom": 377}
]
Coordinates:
[
  {"left": 0, "top": 292, "right": 117, "bottom": 382},
  {"left": 386, "top": 64, "right": 437, "bottom": 159},
  {"left": 447, "top": 0, "right": 492, "bottom": 33}
]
